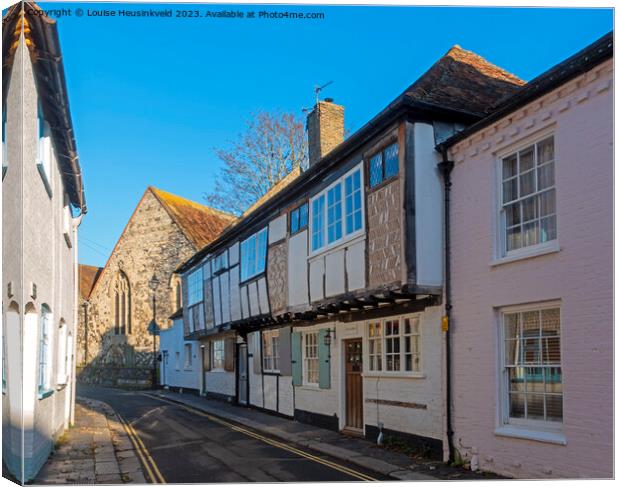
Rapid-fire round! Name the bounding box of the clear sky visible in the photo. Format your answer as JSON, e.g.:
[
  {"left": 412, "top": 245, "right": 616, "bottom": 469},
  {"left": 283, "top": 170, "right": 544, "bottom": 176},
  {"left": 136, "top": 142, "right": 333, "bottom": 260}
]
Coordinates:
[{"left": 41, "top": 2, "right": 612, "bottom": 267}]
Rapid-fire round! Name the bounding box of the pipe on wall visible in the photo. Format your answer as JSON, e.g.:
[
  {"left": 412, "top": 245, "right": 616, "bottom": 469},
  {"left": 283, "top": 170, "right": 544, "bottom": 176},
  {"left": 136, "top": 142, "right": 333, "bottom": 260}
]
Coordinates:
[{"left": 438, "top": 148, "right": 455, "bottom": 463}]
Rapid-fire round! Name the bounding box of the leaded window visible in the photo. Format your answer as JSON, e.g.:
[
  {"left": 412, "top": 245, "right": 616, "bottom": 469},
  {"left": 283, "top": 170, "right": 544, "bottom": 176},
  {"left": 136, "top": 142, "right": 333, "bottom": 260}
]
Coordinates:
[{"left": 369, "top": 142, "right": 399, "bottom": 188}]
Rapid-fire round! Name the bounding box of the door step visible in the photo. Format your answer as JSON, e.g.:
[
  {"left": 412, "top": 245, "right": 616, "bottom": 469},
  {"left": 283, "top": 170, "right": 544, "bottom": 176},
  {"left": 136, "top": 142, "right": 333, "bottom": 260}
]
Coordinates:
[{"left": 341, "top": 427, "right": 364, "bottom": 437}]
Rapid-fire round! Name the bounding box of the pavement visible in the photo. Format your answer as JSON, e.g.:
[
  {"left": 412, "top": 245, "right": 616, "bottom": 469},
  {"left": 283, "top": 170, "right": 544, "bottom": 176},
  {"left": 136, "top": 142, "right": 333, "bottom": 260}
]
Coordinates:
[
  {"left": 33, "top": 398, "right": 146, "bottom": 485},
  {"left": 144, "top": 389, "right": 497, "bottom": 481}
]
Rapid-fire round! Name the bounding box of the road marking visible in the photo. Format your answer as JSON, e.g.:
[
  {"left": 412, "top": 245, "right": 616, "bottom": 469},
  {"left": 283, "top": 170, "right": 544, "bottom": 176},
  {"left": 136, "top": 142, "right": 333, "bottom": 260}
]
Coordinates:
[
  {"left": 141, "top": 393, "right": 379, "bottom": 481},
  {"left": 118, "top": 414, "right": 166, "bottom": 484}
]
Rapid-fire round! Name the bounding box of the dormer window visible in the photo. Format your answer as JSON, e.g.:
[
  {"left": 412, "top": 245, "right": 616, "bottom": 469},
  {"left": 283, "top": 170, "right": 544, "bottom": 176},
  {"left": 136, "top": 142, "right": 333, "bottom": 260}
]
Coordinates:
[{"left": 37, "top": 102, "right": 53, "bottom": 197}]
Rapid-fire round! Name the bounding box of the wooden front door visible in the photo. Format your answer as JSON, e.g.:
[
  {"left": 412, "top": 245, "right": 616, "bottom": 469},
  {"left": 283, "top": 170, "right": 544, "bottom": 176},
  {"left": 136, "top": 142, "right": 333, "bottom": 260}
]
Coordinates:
[{"left": 345, "top": 339, "right": 363, "bottom": 431}]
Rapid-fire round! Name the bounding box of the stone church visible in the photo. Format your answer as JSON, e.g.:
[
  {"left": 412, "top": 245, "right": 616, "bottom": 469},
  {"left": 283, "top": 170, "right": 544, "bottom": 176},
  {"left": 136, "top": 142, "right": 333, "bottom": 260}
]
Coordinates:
[{"left": 77, "top": 187, "right": 235, "bottom": 387}]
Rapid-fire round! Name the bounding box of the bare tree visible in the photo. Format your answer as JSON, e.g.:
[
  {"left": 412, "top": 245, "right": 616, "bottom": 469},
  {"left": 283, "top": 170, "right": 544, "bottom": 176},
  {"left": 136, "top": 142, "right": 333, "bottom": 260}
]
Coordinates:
[{"left": 205, "top": 111, "right": 308, "bottom": 215}]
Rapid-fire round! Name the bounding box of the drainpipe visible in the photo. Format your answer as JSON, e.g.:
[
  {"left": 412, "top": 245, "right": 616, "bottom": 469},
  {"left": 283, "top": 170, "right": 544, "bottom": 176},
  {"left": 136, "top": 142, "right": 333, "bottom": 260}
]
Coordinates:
[
  {"left": 71, "top": 212, "right": 84, "bottom": 426},
  {"left": 438, "top": 147, "right": 454, "bottom": 463}
]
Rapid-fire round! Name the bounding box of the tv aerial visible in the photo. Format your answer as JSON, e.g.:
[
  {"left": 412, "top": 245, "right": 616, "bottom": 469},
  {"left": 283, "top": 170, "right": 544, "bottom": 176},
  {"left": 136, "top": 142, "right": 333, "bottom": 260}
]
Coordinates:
[{"left": 314, "top": 80, "right": 333, "bottom": 105}]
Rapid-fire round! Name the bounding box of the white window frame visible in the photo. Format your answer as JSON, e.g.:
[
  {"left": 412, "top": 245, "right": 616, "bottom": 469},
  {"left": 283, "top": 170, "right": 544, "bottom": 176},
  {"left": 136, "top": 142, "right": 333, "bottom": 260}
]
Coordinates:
[
  {"left": 212, "top": 339, "right": 225, "bottom": 371},
  {"left": 309, "top": 163, "right": 365, "bottom": 256},
  {"left": 262, "top": 329, "right": 280, "bottom": 373},
  {"left": 494, "top": 133, "right": 559, "bottom": 264},
  {"left": 302, "top": 331, "right": 319, "bottom": 386},
  {"left": 497, "top": 302, "right": 563, "bottom": 440},
  {"left": 184, "top": 343, "right": 193, "bottom": 369},
  {"left": 240, "top": 228, "right": 268, "bottom": 282},
  {"left": 38, "top": 306, "right": 54, "bottom": 396},
  {"left": 186, "top": 268, "right": 203, "bottom": 306},
  {"left": 364, "top": 315, "right": 422, "bottom": 377}
]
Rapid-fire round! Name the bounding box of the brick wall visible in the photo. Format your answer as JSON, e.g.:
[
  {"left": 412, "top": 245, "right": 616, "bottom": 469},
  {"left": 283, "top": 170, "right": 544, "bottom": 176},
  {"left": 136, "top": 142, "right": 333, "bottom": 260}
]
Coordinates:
[
  {"left": 307, "top": 101, "right": 344, "bottom": 167},
  {"left": 448, "top": 60, "right": 613, "bottom": 478},
  {"left": 267, "top": 241, "right": 288, "bottom": 315},
  {"left": 367, "top": 179, "right": 402, "bottom": 288}
]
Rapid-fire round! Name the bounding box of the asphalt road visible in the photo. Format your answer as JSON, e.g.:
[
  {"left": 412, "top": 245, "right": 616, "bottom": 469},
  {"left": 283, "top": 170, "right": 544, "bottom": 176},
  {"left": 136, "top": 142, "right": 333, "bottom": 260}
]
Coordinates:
[{"left": 78, "top": 385, "right": 386, "bottom": 483}]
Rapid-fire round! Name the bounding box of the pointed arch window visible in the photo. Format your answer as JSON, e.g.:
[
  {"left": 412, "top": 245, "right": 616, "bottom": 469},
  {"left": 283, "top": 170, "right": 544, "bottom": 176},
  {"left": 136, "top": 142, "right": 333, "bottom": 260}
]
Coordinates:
[{"left": 114, "top": 272, "right": 132, "bottom": 335}]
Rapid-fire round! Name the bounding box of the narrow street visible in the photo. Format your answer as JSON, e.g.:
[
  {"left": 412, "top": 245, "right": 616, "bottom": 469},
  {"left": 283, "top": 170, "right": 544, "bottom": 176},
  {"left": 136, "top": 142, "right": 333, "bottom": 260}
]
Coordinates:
[{"left": 78, "top": 385, "right": 388, "bottom": 483}]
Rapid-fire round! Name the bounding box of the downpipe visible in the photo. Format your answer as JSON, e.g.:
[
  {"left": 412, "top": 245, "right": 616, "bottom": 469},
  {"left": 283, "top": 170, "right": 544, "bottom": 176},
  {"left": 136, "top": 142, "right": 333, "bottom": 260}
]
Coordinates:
[{"left": 438, "top": 147, "right": 455, "bottom": 464}]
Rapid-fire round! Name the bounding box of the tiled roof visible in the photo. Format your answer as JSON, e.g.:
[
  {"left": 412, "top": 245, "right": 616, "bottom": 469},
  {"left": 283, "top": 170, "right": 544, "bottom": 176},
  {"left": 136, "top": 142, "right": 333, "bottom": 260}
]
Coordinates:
[
  {"left": 405, "top": 45, "right": 525, "bottom": 116},
  {"left": 149, "top": 187, "right": 237, "bottom": 249},
  {"left": 242, "top": 167, "right": 303, "bottom": 217},
  {"left": 78, "top": 264, "right": 103, "bottom": 300}
]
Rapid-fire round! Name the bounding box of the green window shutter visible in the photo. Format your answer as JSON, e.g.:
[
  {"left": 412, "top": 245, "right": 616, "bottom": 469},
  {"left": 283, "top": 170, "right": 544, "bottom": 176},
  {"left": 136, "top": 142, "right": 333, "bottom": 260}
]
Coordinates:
[
  {"left": 279, "top": 327, "right": 292, "bottom": 376},
  {"left": 291, "top": 331, "right": 302, "bottom": 386},
  {"left": 318, "top": 329, "right": 331, "bottom": 389}
]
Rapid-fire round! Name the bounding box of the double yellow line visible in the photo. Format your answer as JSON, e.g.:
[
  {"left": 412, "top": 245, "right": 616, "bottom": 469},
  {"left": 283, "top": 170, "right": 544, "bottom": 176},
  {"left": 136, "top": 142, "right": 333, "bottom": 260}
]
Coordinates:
[
  {"left": 118, "top": 414, "right": 166, "bottom": 484},
  {"left": 144, "top": 393, "right": 378, "bottom": 482}
]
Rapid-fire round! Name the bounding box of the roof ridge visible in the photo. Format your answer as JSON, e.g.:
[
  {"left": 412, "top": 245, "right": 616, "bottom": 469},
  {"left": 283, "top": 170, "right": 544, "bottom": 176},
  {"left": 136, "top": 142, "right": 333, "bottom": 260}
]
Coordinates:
[{"left": 149, "top": 186, "right": 236, "bottom": 221}]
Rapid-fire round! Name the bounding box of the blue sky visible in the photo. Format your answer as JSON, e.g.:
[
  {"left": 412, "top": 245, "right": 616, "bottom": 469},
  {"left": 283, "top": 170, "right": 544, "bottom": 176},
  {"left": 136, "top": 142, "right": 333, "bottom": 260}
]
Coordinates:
[{"left": 41, "top": 2, "right": 612, "bottom": 267}]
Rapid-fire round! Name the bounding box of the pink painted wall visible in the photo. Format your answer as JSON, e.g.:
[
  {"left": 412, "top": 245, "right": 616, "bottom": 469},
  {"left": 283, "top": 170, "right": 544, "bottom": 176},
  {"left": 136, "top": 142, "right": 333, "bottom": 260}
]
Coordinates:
[{"left": 448, "top": 59, "right": 613, "bottom": 478}]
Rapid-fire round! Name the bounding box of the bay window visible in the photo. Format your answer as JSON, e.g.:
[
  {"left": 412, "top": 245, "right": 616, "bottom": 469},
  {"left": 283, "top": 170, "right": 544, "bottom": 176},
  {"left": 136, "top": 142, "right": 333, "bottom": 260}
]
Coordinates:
[
  {"left": 240, "top": 228, "right": 268, "bottom": 281},
  {"left": 310, "top": 164, "right": 364, "bottom": 253},
  {"left": 500, "top": 136, "right": 556, "bottom": 256},
  {"left": 366, "top": 316, "right": 420, "bottom": 374}
]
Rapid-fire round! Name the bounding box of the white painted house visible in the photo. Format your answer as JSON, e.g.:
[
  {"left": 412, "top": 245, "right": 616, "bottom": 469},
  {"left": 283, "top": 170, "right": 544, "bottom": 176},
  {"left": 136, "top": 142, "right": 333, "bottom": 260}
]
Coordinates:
[
  {"left": 2, "top": 4, "right": 87, "bottom": 482},
  {"left": 176, "top": 44, "right": 524, "bottom": 460},
  {"left": 159, "top": 310, "right": 201, "bottom": 393}
]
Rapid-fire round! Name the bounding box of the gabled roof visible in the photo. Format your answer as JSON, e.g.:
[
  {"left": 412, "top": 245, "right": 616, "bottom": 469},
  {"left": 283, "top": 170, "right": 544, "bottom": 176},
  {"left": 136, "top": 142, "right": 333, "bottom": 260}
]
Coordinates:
[
  {"left": 150, "top": 187, "right": 236, "bottom": 249},
  {"left": 78, "top": 264, "right": 103, "bottom": 300},
  {"left": 438, "top": 31, "right": 613, "bottom": 150},
  {"left": 404, "top": 45, "right": 525, "bottom": 117},
  {"left": 2, "top": 3, "right": 86, "bottom": 212}
]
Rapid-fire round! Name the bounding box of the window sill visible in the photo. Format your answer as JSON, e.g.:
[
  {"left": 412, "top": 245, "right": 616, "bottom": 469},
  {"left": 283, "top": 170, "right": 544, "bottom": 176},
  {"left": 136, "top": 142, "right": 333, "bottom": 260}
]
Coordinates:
[
  {"left": 36, "top": 162, "right": 53, "bottom": 198},
  {"left": 298, "top": 384, "right": 320, "bottom": 391},
  {"left": 367, "top": 174, "right": 399, "bottom": 193},
  {"left": 363, "top": 372, "right": 426, "bottom": 379},
  {"left": 494, "top": 425, "right": 566, "bottom": 445},
  {"left": 490, "top": 241, "right": 560, "bottom": 267},
  {"left": 38, "top": 389, "right": 54, "bottom": 400}
]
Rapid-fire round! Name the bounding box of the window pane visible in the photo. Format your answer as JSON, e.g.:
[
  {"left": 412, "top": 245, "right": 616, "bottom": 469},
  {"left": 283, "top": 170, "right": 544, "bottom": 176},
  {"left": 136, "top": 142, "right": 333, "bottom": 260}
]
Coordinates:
[
  {"left": 519, "top": 146, "right": 534, "bottom": 172},
  {"left": 505, "top": 339, "right": 519, "bottom": 365},
  {"left": 504, "top": 202, "right": 520, "bottom": 227},
  {"left": 312, "top": 196, "right": 325, "bottom": 250},
  {"left": 370, "top": 153, "right": 383, "bottom": 187},
  {"left": 527, "top": 393, "right": 545, "bottom": 420},
  {"left": 502, "top": 155, "right": 517, "bottom": 179},
  {"left": 257, "top": 229, "right": 268, "bottom": 274},
  {"left": 299, "top": 203, "right": 308, "bottom": 229},
  {"left": 384, "top": 143, "right": 399, "bottom": 179},
  {"left": 523, "top": 221, "right": 539, "bottom": 247},
  {"left": 327, "top": 184, "right": 342, "bottom": 243},
  {"left": 519, "top": 170, "right": 535, "bottom": 197},
  {"left": 291, "top": 209, "right": 299, "bottom": 234},
  {"left": 506, "top": 226, "right": 522, "bottom": 251},
  {"left": 537, "top": 162, "right": 555, "bottom": 190},
  {"left": 539, "top": 189, "right": 556, "bottom": 217},
  {"left": 509, "top": 393, "right": 526, "bottom": 418},
  {"left": 546, "top": 394, "right": 563, "bottom": 421},
  {"left": 502, "top": 178, "right": 518, "bottom": 204},
  {"left": 522, "top": 196, "right": 538, "bottom": 222},
  {"left": 540, "top": 216, "right": 557, "bottom": 242},
  {"left": 537, "top": 137, "right": 554, "bottom": 164}
]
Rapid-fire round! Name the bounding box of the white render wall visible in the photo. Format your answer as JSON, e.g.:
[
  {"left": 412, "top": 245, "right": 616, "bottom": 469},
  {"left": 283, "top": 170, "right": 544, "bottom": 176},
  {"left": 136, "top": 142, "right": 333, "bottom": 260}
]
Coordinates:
[
  {"left": 2, "top": 35, "right": 79, "bottom": 481},
  {"left": 246, "top": 331, "right": 294, "bottom": 416},
  {"left": 292, "top": 305, "right": 444, "bottom": 444},
  {"left": 159, "top": 318, "right": 200, "bottom": 391}
]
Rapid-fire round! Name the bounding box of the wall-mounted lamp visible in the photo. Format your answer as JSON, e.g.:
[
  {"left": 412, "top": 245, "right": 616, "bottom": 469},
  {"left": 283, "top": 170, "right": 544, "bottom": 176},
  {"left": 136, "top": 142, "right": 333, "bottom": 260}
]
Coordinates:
[{"left": 324, "top": 328, "right": 336, "bottom": 347}]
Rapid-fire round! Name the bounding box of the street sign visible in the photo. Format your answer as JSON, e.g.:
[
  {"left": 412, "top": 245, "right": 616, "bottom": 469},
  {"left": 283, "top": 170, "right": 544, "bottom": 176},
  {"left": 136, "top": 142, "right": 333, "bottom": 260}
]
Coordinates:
[{"left": 147, "top": 320, "right": 160, "bottom": 336}]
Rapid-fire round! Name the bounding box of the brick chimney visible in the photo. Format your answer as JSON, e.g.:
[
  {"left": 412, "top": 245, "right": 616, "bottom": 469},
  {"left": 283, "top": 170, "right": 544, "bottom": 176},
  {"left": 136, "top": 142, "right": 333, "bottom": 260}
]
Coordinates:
[{"left": 306, "top": 99, "right": 344, "bottom": 168}]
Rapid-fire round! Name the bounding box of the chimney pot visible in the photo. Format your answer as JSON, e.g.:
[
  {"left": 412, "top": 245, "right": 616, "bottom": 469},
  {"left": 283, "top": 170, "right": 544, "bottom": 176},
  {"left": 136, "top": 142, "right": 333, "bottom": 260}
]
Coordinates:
[{"left": 306, "top": 100, "right": 344, "bottom": 168}]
